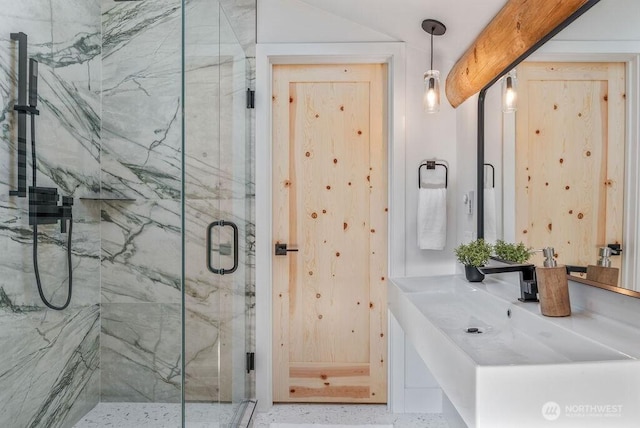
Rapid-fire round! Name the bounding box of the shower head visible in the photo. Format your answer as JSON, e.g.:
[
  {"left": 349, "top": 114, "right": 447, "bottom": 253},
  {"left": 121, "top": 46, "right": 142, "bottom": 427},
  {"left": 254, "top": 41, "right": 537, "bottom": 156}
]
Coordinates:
[{"left": 29, "top": 59, "right": 38, "bottom": 108}]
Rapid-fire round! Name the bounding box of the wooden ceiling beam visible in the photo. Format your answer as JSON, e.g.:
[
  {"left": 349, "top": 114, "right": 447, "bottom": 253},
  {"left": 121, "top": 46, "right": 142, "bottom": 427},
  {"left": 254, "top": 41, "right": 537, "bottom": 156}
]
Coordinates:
[{"left": 445, "top": 0, "right": 591, "bottom": 108}]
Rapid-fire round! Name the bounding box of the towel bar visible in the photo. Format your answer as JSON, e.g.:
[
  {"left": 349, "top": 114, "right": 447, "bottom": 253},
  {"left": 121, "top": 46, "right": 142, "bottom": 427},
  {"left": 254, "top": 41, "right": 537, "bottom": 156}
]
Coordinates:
[
  {"left": 418, "top": 160, "right": 448, "bottom": 189},
  {"left": 484, "top": 163, "right": 495, "bottom": 188}
]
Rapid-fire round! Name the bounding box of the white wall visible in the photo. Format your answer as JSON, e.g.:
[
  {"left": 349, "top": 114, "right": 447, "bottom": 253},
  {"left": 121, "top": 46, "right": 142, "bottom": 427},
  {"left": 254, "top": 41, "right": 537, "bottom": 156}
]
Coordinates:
[
  {"left": 259, "top": 0, "right": 459, "bottom": 277},
  {"left": 257, "top": 0, "right": 640, "bottom": 417},
  {"left": 405, "top": 52, "right": 459, "bottom": 277},
  {"left": 258, "top": 0, "right": 459, "bottom": 413},
  {"left": 258, "top": 0, "right": 396, "bottom": 43}
]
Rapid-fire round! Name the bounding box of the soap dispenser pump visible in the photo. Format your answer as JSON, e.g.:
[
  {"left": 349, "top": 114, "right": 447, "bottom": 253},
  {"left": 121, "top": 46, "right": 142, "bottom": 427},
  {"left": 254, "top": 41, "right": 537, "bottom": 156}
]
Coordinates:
[
  {"left": 542, "top": 247, "right": 557, "bottom": 267},
  {"left": 586, "top": 247, "right": 619, "bottom": 286},
  {"left": 535, "top": 247, "right": 571, "bottom": 317}
]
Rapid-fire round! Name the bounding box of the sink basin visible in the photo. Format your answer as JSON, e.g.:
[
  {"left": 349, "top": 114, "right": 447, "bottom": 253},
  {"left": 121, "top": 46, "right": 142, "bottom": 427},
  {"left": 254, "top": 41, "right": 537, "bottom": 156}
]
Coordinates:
[{"left": 389, "top": 275, "right": 640, "bottom": 427}]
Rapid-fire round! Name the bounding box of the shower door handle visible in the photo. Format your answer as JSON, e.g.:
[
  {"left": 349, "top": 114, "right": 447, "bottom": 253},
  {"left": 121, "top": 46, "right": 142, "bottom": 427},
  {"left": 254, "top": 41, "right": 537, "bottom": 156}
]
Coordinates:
[{"left": 206, "top": 220, "right": 239, "bottom": 275}]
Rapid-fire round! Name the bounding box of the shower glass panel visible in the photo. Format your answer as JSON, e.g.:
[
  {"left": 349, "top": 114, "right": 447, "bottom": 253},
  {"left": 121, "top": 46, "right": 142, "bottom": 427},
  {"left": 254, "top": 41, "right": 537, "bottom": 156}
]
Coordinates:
[{"left": 183, "top": 0, "right": 255, "bottom": 426}]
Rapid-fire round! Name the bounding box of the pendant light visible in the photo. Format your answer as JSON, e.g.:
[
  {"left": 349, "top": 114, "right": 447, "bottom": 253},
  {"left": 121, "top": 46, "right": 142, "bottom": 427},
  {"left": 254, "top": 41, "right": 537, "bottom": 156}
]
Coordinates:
[
  {"left": 422, "top": 19, "right": 446, "bottom": 114},
  {"left": 502, "top": 69, "right": 518, "bottom": 113}
]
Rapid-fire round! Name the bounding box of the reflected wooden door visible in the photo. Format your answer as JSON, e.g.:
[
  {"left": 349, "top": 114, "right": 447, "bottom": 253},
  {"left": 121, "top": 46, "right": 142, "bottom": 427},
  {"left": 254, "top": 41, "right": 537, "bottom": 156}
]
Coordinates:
[
  {"left": 516, "top": 62, "right": 625, "bottom": 275},
  {"left": 272, "top": 64, "right": 388, "bottom": 403}
]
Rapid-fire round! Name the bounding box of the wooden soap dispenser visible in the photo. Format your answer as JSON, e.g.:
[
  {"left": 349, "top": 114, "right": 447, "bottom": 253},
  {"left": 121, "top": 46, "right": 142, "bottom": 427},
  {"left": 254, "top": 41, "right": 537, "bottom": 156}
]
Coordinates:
[
  {"left": 586, "top": 247, "right": 619, "bottom": 286},
  {"left": 535, "top": 247, "right": 571, "bottom": 317}
]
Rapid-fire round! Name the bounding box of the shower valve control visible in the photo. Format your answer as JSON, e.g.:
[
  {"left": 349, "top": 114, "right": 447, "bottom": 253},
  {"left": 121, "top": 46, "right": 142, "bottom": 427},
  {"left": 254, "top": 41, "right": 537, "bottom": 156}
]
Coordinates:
[{"left": 29, "top": 186, "right": 73, "bottom": 233}]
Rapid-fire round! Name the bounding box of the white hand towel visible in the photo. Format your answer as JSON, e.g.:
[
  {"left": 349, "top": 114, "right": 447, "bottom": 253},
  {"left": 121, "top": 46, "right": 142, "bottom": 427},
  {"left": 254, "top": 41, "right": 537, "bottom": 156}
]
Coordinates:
[
  {"left": 418, "top": 188, "right": 447, "bottom": 250},
  {"left": 484, "top": 188, "right": 497, "bottom": 244},
  {"left": 420, "top": 166, "right": 447, "bottom": 188}
]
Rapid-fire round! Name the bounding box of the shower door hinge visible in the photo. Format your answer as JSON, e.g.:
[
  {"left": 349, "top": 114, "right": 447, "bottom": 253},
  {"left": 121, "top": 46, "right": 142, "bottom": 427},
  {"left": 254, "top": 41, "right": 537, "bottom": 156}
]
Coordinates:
[
  {"left": 246, "top": 352, "right": 255, "bottom": 373},
  {"left": 246, "top": 89, "right": 255, "bottom": 109}
]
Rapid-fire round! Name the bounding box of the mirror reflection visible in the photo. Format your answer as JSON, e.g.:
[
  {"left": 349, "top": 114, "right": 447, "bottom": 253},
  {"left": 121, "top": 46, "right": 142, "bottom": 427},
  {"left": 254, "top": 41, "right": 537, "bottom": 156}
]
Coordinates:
[{"left": 483, "top": 0, "right": 640, "bottom": 292}]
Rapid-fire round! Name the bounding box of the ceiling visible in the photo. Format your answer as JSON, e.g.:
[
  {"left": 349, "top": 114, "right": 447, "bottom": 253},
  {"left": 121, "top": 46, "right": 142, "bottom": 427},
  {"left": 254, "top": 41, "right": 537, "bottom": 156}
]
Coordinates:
[{"left": 297, "top": 0, "right": 509, "bottom": 63}]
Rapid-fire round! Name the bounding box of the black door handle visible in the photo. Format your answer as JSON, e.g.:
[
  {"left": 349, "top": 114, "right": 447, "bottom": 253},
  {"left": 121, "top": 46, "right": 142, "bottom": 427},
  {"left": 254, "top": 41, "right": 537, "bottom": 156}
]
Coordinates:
[
  {"left": 275, "top": 243, "right": 298, "bottom": 256},
  {"left": 207, "top": 220, "right": 239, "bottom": 275}
]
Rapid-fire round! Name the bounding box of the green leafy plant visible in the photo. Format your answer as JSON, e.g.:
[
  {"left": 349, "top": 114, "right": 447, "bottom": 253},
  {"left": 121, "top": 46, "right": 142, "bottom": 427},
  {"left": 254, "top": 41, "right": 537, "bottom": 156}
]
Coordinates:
[
  {"left": 454, "top": 239, "right": 493, "bottom": 267},
  {"left": 493, "top": 240, "right": 533, "bottom": 264}
]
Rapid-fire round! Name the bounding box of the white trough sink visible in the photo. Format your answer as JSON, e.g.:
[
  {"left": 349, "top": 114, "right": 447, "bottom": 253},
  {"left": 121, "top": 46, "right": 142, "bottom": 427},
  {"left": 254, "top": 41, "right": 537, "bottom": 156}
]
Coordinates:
[{"left": 389, "top": 275, "right": 640, "bottom": 427}]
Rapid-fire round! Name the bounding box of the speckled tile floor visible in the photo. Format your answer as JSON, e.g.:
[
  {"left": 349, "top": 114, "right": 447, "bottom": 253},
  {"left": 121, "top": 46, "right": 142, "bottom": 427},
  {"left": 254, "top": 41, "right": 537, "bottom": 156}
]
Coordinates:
[
  {"left": 74, "top": 403, "right": 235, "bottom": 428},
  {"left": 74, "top": 403, "right": 449, "bottom": 428},
  {"left": 252, "top": 404, "right": 449, "bottom": 428},
  {"left": 73, "top": 403, "right": 182, "bottom": 428}
]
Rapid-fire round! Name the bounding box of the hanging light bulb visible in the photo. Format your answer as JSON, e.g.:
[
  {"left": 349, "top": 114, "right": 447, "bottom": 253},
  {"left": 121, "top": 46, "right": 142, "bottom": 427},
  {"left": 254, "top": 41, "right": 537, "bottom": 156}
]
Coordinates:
[
  {"left": 423, "top": 70, "right": 440, "bottom": 113},
  {"left": 502, "top": 69, "right": 517, "bottom": 113},
  {"left": 421, "top": 19, "right": 446, "bottom": 114}
]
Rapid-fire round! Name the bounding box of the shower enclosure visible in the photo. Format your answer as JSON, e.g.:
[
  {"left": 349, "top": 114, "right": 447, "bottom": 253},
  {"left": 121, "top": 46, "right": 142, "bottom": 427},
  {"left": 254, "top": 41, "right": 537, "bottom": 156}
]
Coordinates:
[
  {"left": 183, "top": 0, "right": 256, "bottom": 425},
  {"left": 0, "top": 0, "right": 255, "bottom": 427}
]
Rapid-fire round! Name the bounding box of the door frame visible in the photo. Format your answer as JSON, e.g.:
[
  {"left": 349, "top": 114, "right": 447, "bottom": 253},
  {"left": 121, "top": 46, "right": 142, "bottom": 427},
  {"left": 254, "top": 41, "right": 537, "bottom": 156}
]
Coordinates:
[
  {"left": 256, "top": 42, "right": 406, "bottom": 411},
  {"left": 502, "top": 41, "right": 640, "bottom": 291}
]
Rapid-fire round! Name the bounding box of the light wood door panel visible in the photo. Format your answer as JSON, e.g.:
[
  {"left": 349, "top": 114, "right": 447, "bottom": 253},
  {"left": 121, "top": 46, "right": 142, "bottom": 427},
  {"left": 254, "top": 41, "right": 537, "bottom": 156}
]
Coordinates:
[
  {"left": 516, "top": 62, "right": 625, "bottom": 276},
  {"left": 272, "top": 64, "right": 388, "bottom": 403}
]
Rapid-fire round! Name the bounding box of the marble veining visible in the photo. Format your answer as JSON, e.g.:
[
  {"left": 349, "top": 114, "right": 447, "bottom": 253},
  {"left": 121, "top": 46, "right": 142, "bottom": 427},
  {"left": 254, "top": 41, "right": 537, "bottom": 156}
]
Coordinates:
[
  {"left": 101, "top": 303, "right": 181, "bottom": 403},
  {"left": 0, "top": 305, "right": 100, "bottom": 428},
  {"left": 1, "top": 8, "right": 101, "bottom": 199},
  {"left": 0, "top": 1, "right": 101, "bottom": 427},
  {"left": 1, "top": 199, "right": 101, "bottom": 309},
  {"left": 182, "top": 0, "right": 256, "bottom": 404},
  {"left": 99, "top": 0, "right": 185, "bottom": 404},
  {"left": 2, "top": 0, "right": 257, "bottom": 423},
  {"left": 219, "top": 0, "right": 257, "bottom": 58},
  {"left": 101, "top": 199, "right": 181, "bottom": 304},
  {"left": 101, "top": 0, "right": 182, "bottom": 200}
]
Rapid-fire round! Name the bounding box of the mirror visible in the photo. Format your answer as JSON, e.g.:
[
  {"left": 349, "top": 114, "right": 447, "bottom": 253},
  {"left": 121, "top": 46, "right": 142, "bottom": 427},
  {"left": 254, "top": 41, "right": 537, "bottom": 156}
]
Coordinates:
[{"left": 478, "top": 0, "right": 640, "bottom": 296}]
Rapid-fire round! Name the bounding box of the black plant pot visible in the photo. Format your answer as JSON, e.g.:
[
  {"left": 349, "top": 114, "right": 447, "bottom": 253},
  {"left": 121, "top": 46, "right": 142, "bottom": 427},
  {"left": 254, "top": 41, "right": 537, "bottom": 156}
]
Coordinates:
[{"left": 464, "top": 265, "right": 485, "bottom": 282}]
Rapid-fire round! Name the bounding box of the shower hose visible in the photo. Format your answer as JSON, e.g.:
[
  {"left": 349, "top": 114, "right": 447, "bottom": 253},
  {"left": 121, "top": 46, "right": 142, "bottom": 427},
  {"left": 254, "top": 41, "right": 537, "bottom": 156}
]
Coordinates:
[{"left": 31, "top": 114, "right": 73, "bottom": 310}]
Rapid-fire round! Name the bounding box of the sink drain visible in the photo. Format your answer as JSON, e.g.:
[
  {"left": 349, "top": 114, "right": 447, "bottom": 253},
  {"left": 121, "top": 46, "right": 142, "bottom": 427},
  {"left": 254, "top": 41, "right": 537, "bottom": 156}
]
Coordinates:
[{"left": 466, "top": 327, "right": 482, "bottom": 334}]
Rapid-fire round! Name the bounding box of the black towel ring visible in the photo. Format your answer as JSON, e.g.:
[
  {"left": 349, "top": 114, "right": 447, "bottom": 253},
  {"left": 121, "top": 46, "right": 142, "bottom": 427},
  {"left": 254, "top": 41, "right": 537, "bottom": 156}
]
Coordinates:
[{"left": 418, "top": 161, "right": 448, "bottom": 189}]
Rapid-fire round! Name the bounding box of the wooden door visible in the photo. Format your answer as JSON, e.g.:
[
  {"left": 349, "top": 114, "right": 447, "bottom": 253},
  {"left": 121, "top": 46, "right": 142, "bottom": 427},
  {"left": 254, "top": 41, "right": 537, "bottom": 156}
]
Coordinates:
[
  {"left": 272, "top": 64, "right": 388, "bottom": 403},
  {"left": 516, "top": 62, "right": 625, "bottom": 274}
]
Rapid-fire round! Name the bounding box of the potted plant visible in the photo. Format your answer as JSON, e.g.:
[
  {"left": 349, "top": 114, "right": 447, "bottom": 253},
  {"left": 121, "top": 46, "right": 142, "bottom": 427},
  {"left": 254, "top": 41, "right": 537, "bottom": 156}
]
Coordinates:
[
  {"left": 455, "top": 239, "right": 493, "bottom": 282},
  {"left": 493, "top": 240, "right": 533, "bottom": 264}
]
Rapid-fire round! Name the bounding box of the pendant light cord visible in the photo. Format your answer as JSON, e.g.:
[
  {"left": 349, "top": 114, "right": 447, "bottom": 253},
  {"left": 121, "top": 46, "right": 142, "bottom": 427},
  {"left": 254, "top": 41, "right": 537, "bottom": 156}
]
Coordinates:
[{"left": 430, "top": 26, "right": 434, "bottom": 70}]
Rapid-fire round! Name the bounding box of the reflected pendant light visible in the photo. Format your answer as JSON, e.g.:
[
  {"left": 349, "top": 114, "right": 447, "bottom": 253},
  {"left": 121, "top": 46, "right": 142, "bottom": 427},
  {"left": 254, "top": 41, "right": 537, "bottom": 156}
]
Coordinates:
[
  {"left": 502, "top": 69, "right": 518, "bottom": 113},
  {"left": 422, "top": 19, "right": 446, "bottom": 114}
]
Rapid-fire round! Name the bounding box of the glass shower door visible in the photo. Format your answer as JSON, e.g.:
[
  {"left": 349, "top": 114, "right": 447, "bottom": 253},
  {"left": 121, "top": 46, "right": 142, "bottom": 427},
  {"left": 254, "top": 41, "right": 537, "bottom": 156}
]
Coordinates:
[{"left": 183, "top": 0, "right": 255, "bottom": 426}]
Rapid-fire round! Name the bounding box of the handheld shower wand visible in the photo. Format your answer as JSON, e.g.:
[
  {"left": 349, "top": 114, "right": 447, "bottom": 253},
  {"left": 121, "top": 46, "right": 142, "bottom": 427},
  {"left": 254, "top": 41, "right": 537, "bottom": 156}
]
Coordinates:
[
  {"left": 27, "top": 58, "right": 74, "bottom": 311},
  {"left": 29, "top": 58, "right": 38, "bottom": 108},
  {"left": 8, "top": 34, "right": 74, "bottom": 311}
]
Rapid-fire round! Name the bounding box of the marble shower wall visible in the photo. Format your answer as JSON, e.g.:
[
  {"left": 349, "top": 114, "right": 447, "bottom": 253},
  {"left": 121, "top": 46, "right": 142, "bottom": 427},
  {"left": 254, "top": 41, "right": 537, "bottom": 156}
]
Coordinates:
[
  {"left": 100, "top": 0, "right": 183, "bottom": 403},
  {"left": 0, "top": 0, "right": 255, "bottom": 420},
  {"left": 0, "top": 1, "right": 101, "bottom": 427}
]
